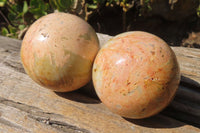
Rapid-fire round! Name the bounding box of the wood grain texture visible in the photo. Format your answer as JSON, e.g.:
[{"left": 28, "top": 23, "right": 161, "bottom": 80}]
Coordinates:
[
  {"left": 172, "top": 47, "right": 200, "bottom": 88},
  {"left": 0, "top": 35, "right": 200, "bottom": 133}
]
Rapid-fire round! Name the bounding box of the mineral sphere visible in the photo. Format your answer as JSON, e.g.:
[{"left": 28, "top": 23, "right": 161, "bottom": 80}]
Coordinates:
[
  {"left": 92, "top": 31, "right": 180, "bottom": 119},
  {"left": 21, "top": 13, "right": 99, "bottom": 92}
]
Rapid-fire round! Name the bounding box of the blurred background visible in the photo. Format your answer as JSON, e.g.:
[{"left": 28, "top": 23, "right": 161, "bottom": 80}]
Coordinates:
[{"left": 0, "top": 0, "right": 200, "bottom": 48}]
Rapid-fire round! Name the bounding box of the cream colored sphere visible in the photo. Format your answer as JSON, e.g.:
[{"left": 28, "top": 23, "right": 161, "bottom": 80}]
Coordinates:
[{"left": 21, "top": 13, "right": 99, "bottom": 92}]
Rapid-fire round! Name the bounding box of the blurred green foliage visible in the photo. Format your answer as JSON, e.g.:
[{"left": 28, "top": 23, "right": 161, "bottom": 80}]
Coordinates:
[
  {"left": 0, "top": 0, "right": 74, "bottom": 38},
  {"left": 0, "top": 0, "right": 51, "bottom": 38},
  {"left": 0, "top": 0, "right": 199, "bottom": 39},
  {"left": 0, "top": 0, "right": 134, "bottom": 39},
  {"left": 197, "top": 3, "right": 200, "bottom": 17}
]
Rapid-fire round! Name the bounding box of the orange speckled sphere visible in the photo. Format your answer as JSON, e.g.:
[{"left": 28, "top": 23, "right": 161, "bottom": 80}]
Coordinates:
[
  {"left": 92, "top": 31, "right": 180, "bottom": 119},
  {"left": 21, "top": 13, "right": 99, "bottom": 92}
]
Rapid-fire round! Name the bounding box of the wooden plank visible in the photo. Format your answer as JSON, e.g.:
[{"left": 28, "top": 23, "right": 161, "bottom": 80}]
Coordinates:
[
  {"left": 172, "top": 47, "right": 200, "bottom": 88},
  {"left": 0, "top": 65, "right": 199, "bottom": 133},
  {"left": 0, "top": 35, "right": 200, "bottom": 132}
]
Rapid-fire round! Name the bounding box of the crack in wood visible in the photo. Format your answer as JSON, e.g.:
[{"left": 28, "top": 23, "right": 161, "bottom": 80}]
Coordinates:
[
  {"left": 29, "top": 116, "right": 90, "bottom": 133},
  {"left": 0, "top": 97, "right": 42, "bottom": 113},
  {"left": 0, "top": 97, "right": 90, "bottom": 133},
  {"left": 49, "top": 120, "right": 90, "bottom": 133},
  {"left": 4, "top": 49, "right": 11, "bottom": 53},
  {"left": 2, "top": 60, "right": 25, "bottom": 74}
]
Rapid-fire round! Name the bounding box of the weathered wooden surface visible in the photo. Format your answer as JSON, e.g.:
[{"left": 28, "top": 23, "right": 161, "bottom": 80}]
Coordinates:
[{"left": 0, "top": 34, "right": 200, "bottom": 133}]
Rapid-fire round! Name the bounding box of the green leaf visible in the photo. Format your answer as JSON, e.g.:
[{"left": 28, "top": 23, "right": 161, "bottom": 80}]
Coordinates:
[
  {"left": 45, "top": 3, "right": 50, "bottom": 11},
  {"left": 23, "top": 1, "right": 28, "bottom": 14},
  {"left": 30, "top": 0, "right": 45, "bottom": 10},
  {"left": 49, "top": 0, "right": 72, "bottom": 11},
  {"left": 30, "top": 8, "right": 43, "bottom": 15},
  {"left": 0, "top": 0, "right": 7, "bottom": 7},
  {"left": 8, "top": 13, "right": 16, "bottom": 22},
  {"left": 8, "top": 25, "right": 17, "bottom": 34},
  {"left": 1, "top": 27, "right": 9, "bottom": 36},
  {"left": 30, "top": 0, "right": 39, "bottom": 8},
  {"left": 58, "top": 0, "right": 71, "bottom": 9},
  {"left": 197, "top": 5, "right": 200, "bottom": 17},
  {"left": 52, "top": 0, "right": 63, "bottom": 11},
  {"left": 29, "top": 0, "right": 47, "bottom": 18},
  {"left": 49, "top": 0, "right": 57, "bottom": 9},
  {"left": 87, "top": 4, "right": 98, "bottom": 9},
  {"left": 18, "top": 25, "right": 25, "bottom": 30}
]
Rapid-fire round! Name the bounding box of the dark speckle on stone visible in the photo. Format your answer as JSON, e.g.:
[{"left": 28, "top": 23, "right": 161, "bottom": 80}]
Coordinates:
[
  {"left": 160, "top": 47, "right": 162, "bottom": 53},
  {"left": 41, "top": 33, "right": 49, "bottom": 38},
  {"left": 151, "top": 51, "right": 155, "bottom": 55},
  {"left": 141, "top": 108, "right": 146, "bottom": 112},
  {"left": 79, "top": 33, "right": 91, "bottom": 41},
  {"left": 149, "top": 44, "right": 155, "bottom": 48},
  {"left": 127, "top": 80, "right": 131, "bottom": 86}
]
